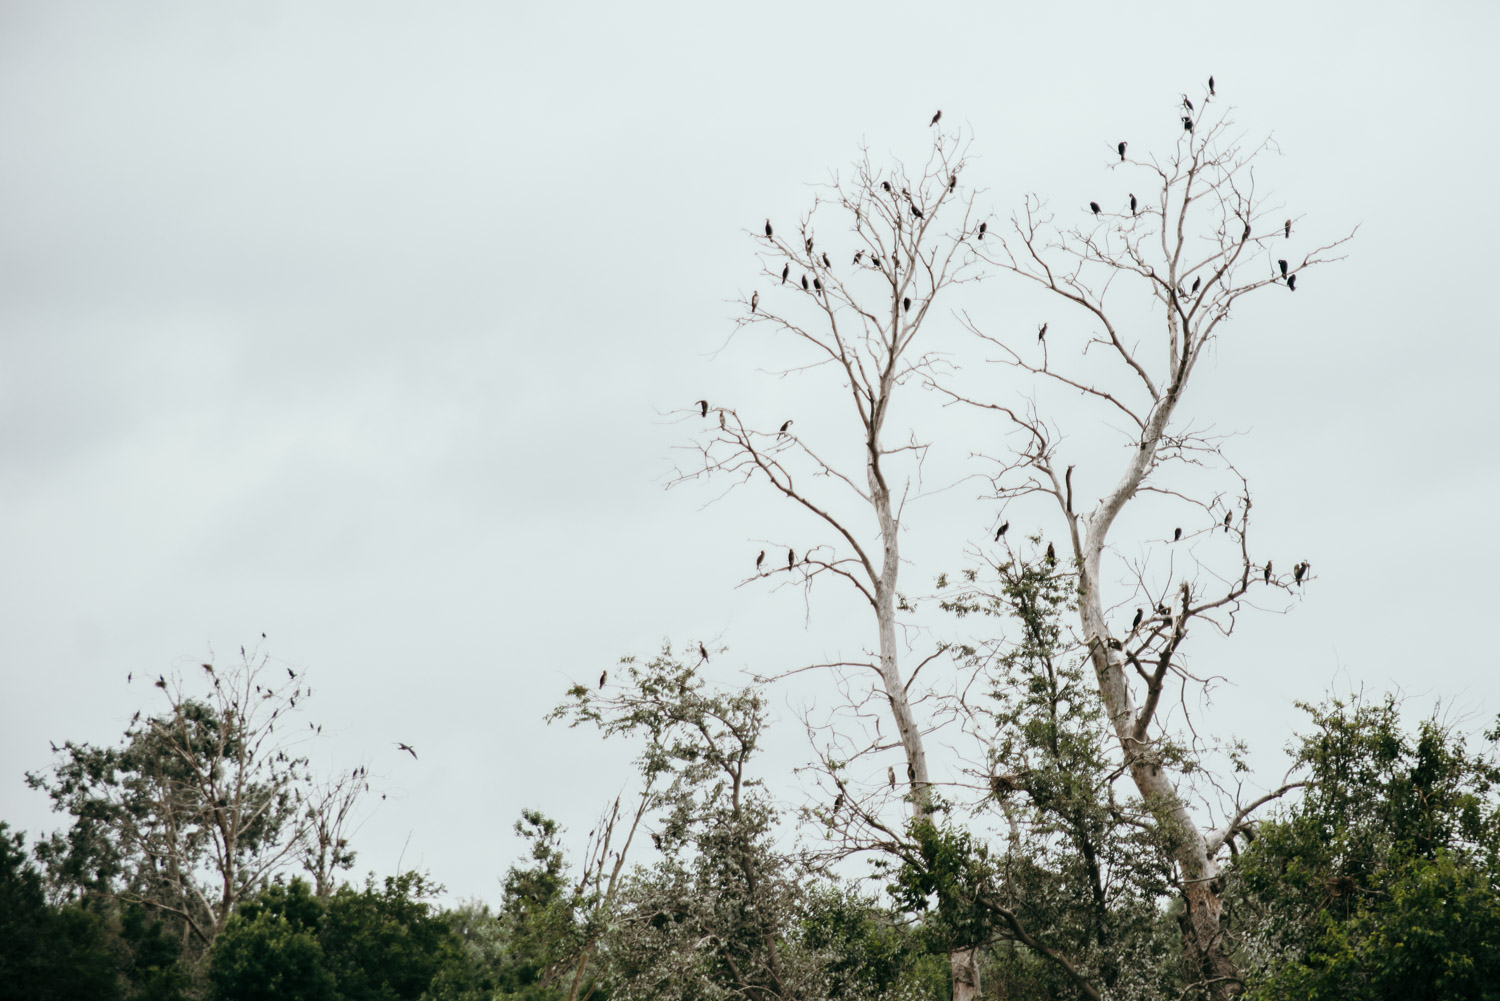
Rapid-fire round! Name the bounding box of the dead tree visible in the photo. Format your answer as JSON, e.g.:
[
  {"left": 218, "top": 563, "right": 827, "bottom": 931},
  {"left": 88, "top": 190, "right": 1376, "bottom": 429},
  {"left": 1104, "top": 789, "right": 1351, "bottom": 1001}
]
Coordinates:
[
  {"left": 672, "top": 133, "right": 988, "bottom": 999},
  {"left": 943, "top": 86, "right": 1351, "bottom": 998}
]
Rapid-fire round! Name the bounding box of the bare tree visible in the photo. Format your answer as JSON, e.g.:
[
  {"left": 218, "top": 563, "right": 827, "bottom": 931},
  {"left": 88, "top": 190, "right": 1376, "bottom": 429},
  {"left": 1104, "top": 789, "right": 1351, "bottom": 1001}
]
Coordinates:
[
  {"left": 941, "top": 86, "right": 1350, "bottom": 998},
  {"left": 672, "top": 132, "right": 989, "bottom": 997}
]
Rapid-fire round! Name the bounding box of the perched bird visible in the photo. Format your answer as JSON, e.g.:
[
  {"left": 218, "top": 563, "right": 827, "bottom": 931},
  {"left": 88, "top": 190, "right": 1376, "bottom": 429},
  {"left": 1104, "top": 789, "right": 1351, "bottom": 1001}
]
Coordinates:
[
  {"left": 696, "top": 399, "right": 708, "bottom": 417},
  {"left": 853, "top": 250, "right": 865, "bottom": 265},
  {"left": 805, "top": 237, "right": 814, "bottom": 253},
  {"left": 1157, "top": 603, "right": 1171, "bottom": 616},
  {"left": 907, "top": 762, "right": 916, "bottom": 783},
  {"left": 949, "top": 174, "right": 957, "bottom": 191},
  {"left": 1223, "top": 510, "right": 1232, "bottom": 532},
  {"left": 1191, "top": 276, "right": 1202, "bottom": 293},
  {"left": 888, "top": 766, "right": 896, "bottom": 789},
  {"left": 995, "top": 521, "right": 1009, "bottom": 541},
  {"left": 286, "top": 667, "right": 295, "bottom": 678},
  {"left": 882, "top": 180, "right": 892, "bottom": 193},
  {"left": 699, "top": 642, "right": 709, "bottom": 663},
  {"left": 1038, "top": 322, "right": 1047, "bottom": 343},
  {"left": 1209, "top": 75, "right": 1216, "bottom": 96},
  {"left": 1131, "top": 608, "right": 1143, "bottom": 632},
  {"left": 1129, "top": 193, "right": 1137, "bottom": 215},
  {"left": 1182, "top": 94, "right": 1194, "bottom": 112},
  {"left": 1090, "top": 201, "right": 1101, "bottom": 216},
  {"left": 1278, "top": 259, "right": 1288, "bottom": 278},
  {"left": 903, "top": 296, "right": 912, "bottom": 313},
  {"left": 822, "top": 252, "right": 831, "bottom": 268},
  {"left": 397, "top": 742, "right": 418, "bottom": 759},
  {"left": 756, "top": 550, "right": 766, "bottom": 570},
  {"left": 719, "top": 411, "right": 725, "bottom": 429},
  {"left": 779, "top": 420, "right": 793, "bottom": 436},
  {"left": 788, "top": 548, "right": 795, "bottom": 570},
  {"left": 781, "top": 263, "right": 789, "bottom": 284},
  {"left": 801, "top": 274, "right": 809, "bottom": 290},
  {"left": 599, "top": 670, "right": 607, "bottom": 689},
  {"left": 833, "top": 791, "right": 844, "bottom": 813},
  {"left": 750, "top": 291, "right": 759, "bottom": 312},
  {"left": 127, "top": 672, "right": 132, "bottom": 683},
  {"left": 1287, "top": 274, "right": 1297, "bottom": 291},
  {"left": 1264, "top": 560, "right": 1273, "bottom": 583},
  {"left": 1173, "top": 527, "right": 1183, "bottom": 542},
  {"left": 1242, "top": 222, "right": 1251, "bottom": 242},
  {"left": 978, "top": 221, "right": 987, "bottom": 239},
  {"left": 930, "top": 109, "right": 942, "bottom": 126},
  {"left": 1182, "top": 116, "right": 1194, "bottom": 131},
  {"left": 813, "top": 277, "right": 823, "bottom": 294},
  {"left": 1294, "top": 562, "right": 1308, "bottom": 584},
  {"left": 201, "top": 662, "right": 213, "bottom": 673},
  {"left": 155, "top": 675, "right": 166, "bottom": 689},
  {"left": 911, "top": 203, "right": 923, "bottom": 219},
  {"left": 1284, "top": 219, "right": 1292, "bottom": 239},
  {"left": 1045, "top": 541, "right": 1056, "bottom": 563},
  {"left": 1118, "top": 141, "right": 1127, "bottom": 161},
  {"left": 765, "top": 219, "right": 773, "bottom": 238}
]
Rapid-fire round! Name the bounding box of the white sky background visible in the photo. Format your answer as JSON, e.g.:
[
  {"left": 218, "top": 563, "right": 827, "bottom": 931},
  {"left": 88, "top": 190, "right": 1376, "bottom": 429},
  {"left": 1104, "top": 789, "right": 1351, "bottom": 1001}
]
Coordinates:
[{"left": 2, "top": 0, "right": 1497, "bottom": 903}]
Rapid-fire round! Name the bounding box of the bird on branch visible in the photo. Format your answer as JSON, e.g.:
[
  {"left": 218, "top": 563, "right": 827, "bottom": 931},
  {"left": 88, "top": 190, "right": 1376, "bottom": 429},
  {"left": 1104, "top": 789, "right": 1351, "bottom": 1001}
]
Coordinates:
[
  {"left": 787, "top": 548, "right": 795, "bottom": 570},
  {"left": 699, "top": 642, "right": 709, "bottom": 663},
  {"left": 781, "top": 263, "right": 789, "bottom": 284},
  {"left": 1287, "top": 274, "right": 1298, "bottom": 291},
  {"left": 1038, "top": 322, "right": 1047, "bottom": 343},
  {"left": 750, "top": 291, "right": 758, "bottom": 312},
  {"left": 996, "top": 521, "right": 1009, "bottom": 541},
  {"left": 599, "top": 670, "right": 607, "bottom": 689},
  {"left": 1209, "top": 75, "right": 1216, "bottom": 96},
  {"left": 764, "top": 219, "right": 773, "bottom": 238},
  {"left": 756, "top": 550, "right": 766, "bottom": 571},
  {"left": 978, "top": 221, "right": 987, "bottom": 239},
  {"left": 930, "top": 109, "right": 942, "bottom": 126},
  {"left": 1264, "top": 560, "right": 1273, "bottom": 582},
  {"left": 1131, "top": 608, "right": 1143, "bottom": 632},
  {"left": 1090, "top": 201, "right": 1101, "bottom": 216},
  {"left": 695, "top": 399, "right": 708, "bottom": 417},
  {"left": 1117, "top": 141, "right": 1127, "bottom": 161},
  {"left": 779, "top": 420, "right": 793, "bottom": 436},
  {"left": 1046, "top": 541, "right": 1056, "bottom": 564},
  {"left": 1174, "top": 527, "right": 1183, "bottom": 542},
  {"left": 1130, "top": 193, "right": 1137, "bottom": 215},
  {"left": 1279, "top": 259, "right": 1289, "bottom": 278},
  {"left": 888, "top": 766, "right": 896, "bottom": 789}
]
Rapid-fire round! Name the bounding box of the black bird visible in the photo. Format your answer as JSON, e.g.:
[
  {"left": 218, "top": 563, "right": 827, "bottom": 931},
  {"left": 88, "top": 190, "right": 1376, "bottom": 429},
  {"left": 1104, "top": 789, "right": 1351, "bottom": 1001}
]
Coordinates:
[
  {"left": 750, "top": 291, "right": 759, "bottom": 312},
  {"left": 1038, "top": 322, "right": 1047, "bottom": 343},
  {"left": 1294, "top": 562, "right": 1308, "bottom": 584},
  {"left": 911, "top": 203, "right": 923, "bottom": 219},
  {"left": 833, "top": 791, "right": 844, "bottom": 813},
  {"left": 888, "top": 766, "right": 896, "bottom": 789},
  {"left": 779, "top": 420, "right": 793, "bottom": 436},
  {"left": 1285, "top": 219, "right": 1292, "bottom": 239},
  {"left": 903, "top": 296, "right": 912, "bottom": 313},
  {"left": 757, "top": 550, "right": 765, "bottom": 570},
  {"left": 1045, "top": 541, "right": 1056, "bottom": 563},
  {"left": 1223, "top": 510, "right": 1232, "bottom": 532},
  {"left": 978, "top": 221, "right": 987, "bottom": 239},
  {"left": 1090, "top": 201, "right": 1101, "bottom": 216},
  {"left": 907, "top": 762, "right": 916, "bottom": 783},
  {"left": 651, "top": 832, "right": 662, "bottom": 850},
  {"left": 1182, "top": 95, "right": 1194, "bottom": 112},
  {"left": 1209, "top": 75, "right": 1216, "bottom": 96},
  {"left": 788, "top": 548, "right": 795, "bottom": 570},
  {"left": 1118, "top": 141, "right": 1127, "bottom": 161},
  {"left": 801, "top": 274, "right": 809, "bottom": 290},
  {"left": 1182, "top": 116, "right": 1194, "bottom": 131},
  {"left": 1129, "top": 193, "right": 1137, "bottom": 215},
  {"left": 882, "top": 180, "right": 891, "bottom": 193},
  {"left": 822, "top": 252, "right": 831, "bottom": 268},
  {"left": 1278, "top": 259, "right": 1288, "bottom": 278},
  {"left": 1191, "top": 276, "right": 1202, "bottom": 293},
  {"left": 127, "top": 672, "right": 132, "bottom": 683},
  {"left": 1287, "top": 274, "right": 1297, "bottom": 291},
  {"left": 930, "top": 109, "right": 942, "bottom": 126},
  {"left": 155, "top": 675, "right": 166, "bottom": 689},
  {"left": 1242, "top": 222, "right": 1251, "bottom": 241},
  {"left": 1157, "top": 603, "right": 1170, "bottom": 616},
  {"left": 1173, "top": 527, "right": 1182, "bottom": 542},
  {"left": 397, "top": 742, "right": 417, "bottom": 759},
  {"left": 781, "top": 263, "right": 789, "bottom": 284},
  {"left": 599, "top": 670, "right": 607, "bottom": 689},
  {"left": 853, "top": 250, "right": 864, "bottom": 264},
  {"left": 699, "top": 642, "right": 709, "bottom": 663},
  {"left": 949, "top": 174, "right": 957, "bottom": 191},
  {"left": 1264, "top": 560, "right": 1273, "bottom": 583},
  {"left": 813, "top": 277, "right": 823, "bottom": 294},
  {"left": 696, "top": 399, "right": 708, "bottom": 417},
  {"left": 287, "top": 667, "right": 295, "bottom": 678},
  {"left": 996, "top": 521, "right": 1009, "bottom": 541},
  {"left": 805, "top": 237, "right": 814, "bottom": 253},
  {"left": 765, "top": 219, "right": 773, "bottom": 237},
  {"left": 1131, "top": 608, "right": 1143, "bottom": 632}
]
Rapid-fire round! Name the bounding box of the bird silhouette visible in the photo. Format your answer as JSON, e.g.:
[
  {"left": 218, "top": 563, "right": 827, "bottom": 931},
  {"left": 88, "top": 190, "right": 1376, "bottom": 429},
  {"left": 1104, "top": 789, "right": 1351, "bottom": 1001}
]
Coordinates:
[
  {"left": 882, "top": 180, "right": 892, "bottom": 193},
  {"left": 696, "top": 399, "right": 708, "bottom": 417},
  {"left": 1278, "top": 259, "right": 1288, "bottom": 278},
  {"left": 1242, "top": 222, "right": 1251, "bottom": 242},
  {"left": 127, "top": 672, "right": 132, "bottom": 683},
  {"left": 1287, "top": 274, "right": 1297, "bottom": 291},
  {"left": 949, "top": 174, "right": 957, "bottom": 191},
  {"left": 699, "top": 642, "right": 709, "bottom": 663},
  {"left": 781, "top": 263, "right": 789, "bottom": 284},
  {"left": 1223, "top": 510, "right": 1232, "bottom": 532},
  {"left": 1182, "top": 116, "right": 1194, "bottom": 131},
  {"left": 1118, "top": 141, "right": 1127, "bottom": 160},
  {"left": 1090, "top": 201, "right": 1101, "bottom": 216},
  {"left": 930, "top": 109, "right": 942, "bottom": 126},
  {"left": 1191, "top": 276, "right": 1202, "bottom": 293},
  {"left": 719, "top": 411, "right": 725, "bottom": 429},
  {"left": 822, "top": 252, "right": 831, "bottom": 268},
  {"left": 1284, "top": 219, "right": 1291, "bottom": 239},
  {"left": 1209, "top": 75, "right": 1216, "bottom": 96},
  {"left": 765, "top": 219, "right": 773, "bottom": 238},
  {"left": 788, "top": 548, "right": 795, "bottom": 570},
  {"left": 911, "top": 203, "right": 923, "bottom": 219},
  {"left": 1129, "top": 193, "right": 1137, "bottom": 215},
  {"left": 1294, "top": 562, "right": 1308, "bottom": 584},
  {"left": 1046, "top": 541, "right": 1056, "bottom": 563},
  {"left": 1131, "top": 608, "right": 1143, "bottom": 632},
  {"left": 888, "top": 766, "right": 896, "bottom": 789},
  {"left": 833, "top": 791, "right": 844, "bottom": 813},
  {"left": 750, "top": 291, "right": 759, "bottom": 312},
  {"left": 801, "top": 274, "right": 809, "bottom": 290},
  {"left": 155, "top": 675, "right": 166, "bottom": 689},
  {"left": 813, "top": 277, "right": 823, "bottom": 294},
  {"left": 1038, "top": 322, "right": 1047, "bottom": 343},
  {"left": 853, "top": 250, "right": 864, "bottom": 265},
  {"left": 907, "top": 762, "right": 916, "bottom": 783},
  {"left": 599, "top": 670, "right": 607, "bottom": 689},
  {"left": 996, "top": 521, "right": 1009, "bottom": 541},
  {"left": 903, "top": 296, "right": 911, "bottom": 313},
  {"left": 396, "top": 742, "right": 417, "bottom": 759},
  {"left": 978, "top": 221, "right": 987, "bottom": 239},
  {"left": 1182, "top": 95, "right": 1194, "bottom": 112},
  {"left": 1264, "top": 560, "right": 1273, "bottom": 583},
  {"left": 779, "top": 420, "right": 793, "bottom": 436},
  {"left": 1174, "top": 527, "right": 1183, "bottom": 542},
  {"left": 201, "top": 662, "right": 213, "bottom": 673},
  {"left": 756, "top": 550, "right": 766, "bottom": 570}
]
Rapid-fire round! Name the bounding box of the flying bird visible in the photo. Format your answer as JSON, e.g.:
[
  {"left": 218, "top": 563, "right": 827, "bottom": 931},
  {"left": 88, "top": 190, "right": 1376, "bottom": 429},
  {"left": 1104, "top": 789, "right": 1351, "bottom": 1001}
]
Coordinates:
[
  {"left": 1129, "top": 193, "right": 1137, "bottom": 215},
  {"left": 1131, "top": 608, "right": 1143, "bottom": 632},
  {"left": 1046, "top": 541, "right": 1056, "bottom": 563},
  {"left": 1173, "top": 527, "right": 1182, "bottom": 542},
  {"left": 765, "top": 219, "right": 773, "bottom": 238},
  {"left": 903, "top": 296, "right": 912, "bottom": 313},
  {"left": 1209, "top": 75, "right": 1216, "bottom": 95},
  {"left": 978, "top": 221, "right": 987, "bottom": 239},
  {"left": 699, "top": 642, "right": 709, "bottom": 663},
  {"left": 1038, "top": 322, "right": 1047, "bottom": 343},
  {"left": 1191, "top": 276, "right": 1202, "bottom": 293},
  {"left": 756, "top": 550, "right": 766, "bottom": 570},
  {"left": 1264, "top": 560, "right": 1273, "bottom": 583},
  {"left": 788, "top": 548, "right": 795, "bottom": 570},
  {"left": 779, "top": 420, "right": 793, "bottom": 436},
  {"left": 1118, "top": 141, "right": 1127, "bottom": 161},
  {"left": 930, "top": 109, "right": 942, "bottom": 126},
  {"left": 801, "top": 274, "right": 809, "bottom": 290},
  {"left": 1090, "top": 201, "right": 1101, "bottom": 216},
  {"left": 750, "top": 291, "right": 759, "bottom": 312},
  {"left": 1287, "top": 274, "right": 1297, "bottom": 291},
  {"left": 995, "top": 521, "right": 1009, "bottom": 541},
  {"left": 888, "top": 766, "right": 896, "bottom": 789},
  {"left": 781, "top": 263, "right": 789, "bottom": 284},
  {"left": 1284, "top": 219, "right": 1292, "bottom": 239},
  {"left": 396, "top": 742, "right": 417, "bottom": 759},
  {"left": 1278, "top": 259, "right": 1288, "bottom": 278},
  {"left": 696, "top": 399, "right": 708, "bottom": 417}
]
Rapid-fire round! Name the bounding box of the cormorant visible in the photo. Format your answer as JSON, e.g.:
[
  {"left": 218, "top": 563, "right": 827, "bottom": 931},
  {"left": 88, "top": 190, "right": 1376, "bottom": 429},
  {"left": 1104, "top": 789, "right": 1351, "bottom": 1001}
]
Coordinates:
[
  {"left": 1264, "top": 560, "right": 1273, "bottom": 582},
  {"left": 805, "top": 237, "right": 814, "bottom": 253},
  {"left": 1223, "top": 510, "right": 1232, "bottom": 532},
  {"left": 1242, "top": 222, "right": 1251, "bottom": 241},
  {"left": 757, "top": 550, "right": 766, "bottom": 570},
  {"left": 1038, "top": 322, "right": 1047, "bottom": 342},
  {"left": 1182, "top": 116, "right": 1194, "bottom": 131},
  {"left": 911, "top": 203, "right": 923, "bottom": 219},
  {"left": 1090, "top": 201, "right": 1101, "bottom": 216},
  {"left": 201, "top": 662, "right": 213, "bottom": 673},
  {"left": 1130, "top": 193, "right": 1137, "bottom": 215},
  {"left": 788, "top": 548, "right": 795, "bottom": 570},
  {"left": 1182, "top": 95, "right": 1194, "bottom": 112},
  {"left": 1278, "top": 259, "right": 1288, "bottom": 278},
  {"left": 1174, "top": 527, "right": 1182, "bottom": 542},
  {"left": 396, "top": 742, "right": 418, "bottom": 759},
  {"left": 833, "top": 791, "right": 844, "bottom": 812},
  {"left": 882, "top": 180, "right": 891, "bottom": 192},
  {"left": 1209, "top": 75, "right": 1216, "bottom": 96},
  {"left": 903, "top": 296, "right": 911, "bottom": 313},
  {"left": 949, "top": 174, "right": 957, "bottom": 191},
  {"left": 996, "top": 521, "right": 1009, "bottom": 541},
  {"left": 750, "top": 291, "right": 759, "bottom": 312},
  {"left": 814, "top": 277, "right": 823, "bottom": 294},
  {"left": 930, "top": 109, "right": 942, "bottom": 126},
  {"left": 1285, "top": 219, "right": 1291, "bottom": 239},
  {"left": 1294, "top": 562, "right": 1307, "bottom": 584},
  {"left": 801, "top": 274, "right": 809, "bottom": 290},
  {"left": 1287, "top": 274, "right": 1297, "bottom": 291},
  {"left": 127, "top": 672, "right": 132, "bottom": 683},
  {"left": 1192, "top": 276, "right": 1202, "bottom": 293},
  {"left": 599, "top": 670, "right": 607, "bottom": 689},
  {"left": 781, "top": 263, "right": 789, "bottom": 284},
  {"left": 765, "top": 219, "right": 773, "bottom": 237},
  {"left": 696, "top": 399, "right": 708, "bottom": 417},
  {"left": 978, "top": 221, "right": 987, "bottom": 238},
  {"left": 907, "top": 762, "right": 916, "bottom": 782},
  {"left": 699, "top": 642, "right": 709, "bottom": 663},
  {"left": 1118, "top": 141, "right": 1127, "bottom": 160},
  {"left": 1131, "top": 608, "right": 1143, "bottom": 632},
  {"left": 888, "top": 766, "right": 896, "bottom": 789},
  {"left": 779, "top": 420, "right": 793, "bottom": 436},
  {"left": 822, "top": 252, "right": 831, "bottom": 268},
  {"left": 1046, "top": 541, "right": 1056, "bottom": 563},
  {"left": 853, "top": 250, "right": 864, "bottom": 265}
]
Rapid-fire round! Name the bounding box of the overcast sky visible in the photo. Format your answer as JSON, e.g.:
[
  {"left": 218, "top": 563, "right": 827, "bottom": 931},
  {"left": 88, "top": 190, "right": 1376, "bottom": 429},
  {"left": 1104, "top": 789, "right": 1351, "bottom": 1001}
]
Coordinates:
[{"left": 3, "top": 0, "right": 1497, "bottom": 904}]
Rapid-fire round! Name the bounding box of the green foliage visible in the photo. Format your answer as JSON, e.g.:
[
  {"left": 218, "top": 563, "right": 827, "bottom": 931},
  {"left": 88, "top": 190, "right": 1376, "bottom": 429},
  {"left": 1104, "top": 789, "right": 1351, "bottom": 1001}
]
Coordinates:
[{"left": 1234, "top": 695, "right": 1500, "bottom": 1000}]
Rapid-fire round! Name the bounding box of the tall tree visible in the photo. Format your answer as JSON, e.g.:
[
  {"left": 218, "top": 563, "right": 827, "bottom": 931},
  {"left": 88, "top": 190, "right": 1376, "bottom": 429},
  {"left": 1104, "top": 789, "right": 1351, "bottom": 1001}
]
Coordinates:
[{"left": 943, "top": 84, "right": 1352, "bottom": 997}]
